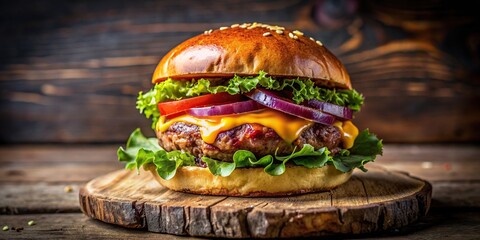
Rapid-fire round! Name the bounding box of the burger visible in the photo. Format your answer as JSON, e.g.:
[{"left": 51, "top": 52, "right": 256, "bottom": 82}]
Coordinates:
[{"left": 118, "top": 23, "right": 383, "bottom": 196}]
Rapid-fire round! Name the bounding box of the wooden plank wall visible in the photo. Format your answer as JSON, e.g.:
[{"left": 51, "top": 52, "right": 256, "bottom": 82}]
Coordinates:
[{"left": 0, "top": 0, "right": 478, "bottom": 143}]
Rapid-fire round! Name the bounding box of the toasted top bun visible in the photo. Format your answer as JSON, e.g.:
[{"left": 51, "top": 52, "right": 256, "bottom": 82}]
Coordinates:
[
  {"left": 147, "top": 164, "right": 352, "bottom": 197},
  {"left": 152, "top": 23, "right": 352, "bottom": 89}
]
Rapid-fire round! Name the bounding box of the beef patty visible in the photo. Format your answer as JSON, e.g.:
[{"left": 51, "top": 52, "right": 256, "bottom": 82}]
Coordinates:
[{"left": 157, "top": 122, "right": 343, "bottom": 163}]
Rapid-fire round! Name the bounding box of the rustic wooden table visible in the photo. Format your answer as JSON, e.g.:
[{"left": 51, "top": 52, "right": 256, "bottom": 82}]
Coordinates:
[{"left": 0, "top": 144, "right": 478, "bottom": 239}]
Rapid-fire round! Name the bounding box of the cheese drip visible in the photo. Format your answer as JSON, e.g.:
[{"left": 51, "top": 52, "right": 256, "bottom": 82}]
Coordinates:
[
  {"left": 333, "top": 120, "right": 359, "bottom": 149},
  {"left": 157, "top": 109, "right": 313, "bottom": 144}
]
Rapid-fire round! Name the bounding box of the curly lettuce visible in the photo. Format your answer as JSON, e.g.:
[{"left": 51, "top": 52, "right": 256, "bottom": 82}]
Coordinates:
[
  {"left": 118, "top": 128, "right": 382, "bottom": 180},
  {"left": 136, "top": 71, "right": 364, "bottom": 129}
]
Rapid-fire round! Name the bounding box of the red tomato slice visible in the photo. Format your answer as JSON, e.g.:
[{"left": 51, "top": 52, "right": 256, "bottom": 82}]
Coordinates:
[{"left": 158, "top": 92, "right": 243, "bottom": 116}]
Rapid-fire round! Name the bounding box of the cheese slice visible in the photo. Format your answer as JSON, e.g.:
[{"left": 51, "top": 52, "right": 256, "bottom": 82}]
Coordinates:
[
  {"left": 157, "top": 109, "right": 359, "bottom": 148},
  {"left": 333, "top": 120, "right": 359, "bottom": 149},
  {"left": 157, "top": 109, "right": 313, "bottom": 144}
]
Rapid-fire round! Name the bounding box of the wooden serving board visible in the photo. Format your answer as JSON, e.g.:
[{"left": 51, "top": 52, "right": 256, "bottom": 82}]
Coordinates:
[{"left": 79, "top": 165, "right": 431, "bottom": 238}]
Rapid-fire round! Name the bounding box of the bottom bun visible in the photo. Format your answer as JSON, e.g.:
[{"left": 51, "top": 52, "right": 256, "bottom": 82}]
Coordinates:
[{"left": 147, "top": 164, "right": 352, "bottom": 197}]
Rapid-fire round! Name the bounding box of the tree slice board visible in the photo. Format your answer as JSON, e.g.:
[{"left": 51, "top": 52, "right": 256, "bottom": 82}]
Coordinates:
[{"left": 79, "top": 165, "right": 431, "bottom": 238}]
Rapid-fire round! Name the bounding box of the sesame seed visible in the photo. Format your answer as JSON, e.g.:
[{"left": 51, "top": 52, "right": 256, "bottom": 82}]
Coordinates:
[
  {"left": 204, "top": 30, "right": 208, "bottom": 34},
  {"left": 219, "top": 27, "right": 228, "bottom": 30},
  {"left": 276, "top": 30, "right": 283, "bottom": 34},
  {"left": 231, "top": 24, "right": 239, "bottom": 28},
  {"left": 309, "top": 37, "right": 315, "bottom": 41},
  {"left": 293, "top": 30, "right": 304, "bottom": 36},
  {"left": 208, "top": 29, "right": 213, "bottom": 34},
  {"left": 293, "top": 35, "right": 298, "bottom": 39},
  {"left": 316, "top": 40, "right": 323, "bottom": 46},
  {"left": 288, "top": 32, "right": 295, "bottom": 38},
  {"left": 239, "top": 24, "right": 247, "bottom": 28},
  {"left": 263, "top": 32, "right": 271, "bottom": 37},
  {"left": 64, "top": 185, "right": 73, "bottom": 193}
]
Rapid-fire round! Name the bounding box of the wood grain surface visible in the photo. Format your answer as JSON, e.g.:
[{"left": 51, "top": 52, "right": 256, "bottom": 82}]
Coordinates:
[
  {"left": 0, "top": 0, "right": 479, "bottom": 143},
  {"left": 79, "top": 166, "right": 431, "bottom": 238},
  {"left": 1, "top": 210, "right": 479, "bottom": 240}
]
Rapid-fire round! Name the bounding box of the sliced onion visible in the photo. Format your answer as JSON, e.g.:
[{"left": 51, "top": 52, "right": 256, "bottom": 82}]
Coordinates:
[
  {"left": 306, "top": 99, "right": 353, "bottom": 120},
  {"left": 246, "top": 89, "right": 336, "bottom": 125},
  {"left": 187, "top": 100, "right": 261, "bottom": 117}
]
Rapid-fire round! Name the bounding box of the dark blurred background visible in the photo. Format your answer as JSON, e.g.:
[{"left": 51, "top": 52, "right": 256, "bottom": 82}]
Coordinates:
[{"left": 0, "top": 0, "right": 479, "bottom": 144}]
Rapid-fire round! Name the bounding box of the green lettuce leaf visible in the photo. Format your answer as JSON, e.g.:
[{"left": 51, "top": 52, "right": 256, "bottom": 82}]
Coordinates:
[
  {"left": 118, "top": 128, "right": 382, "bottom": 180},
  {"left": 136, "top": 71, "right": 364, "bottom": 129},
  {"left": 117, "top": 128, "right": 162, "bottom": 171},
  {"left": 233, "top": 150, "right": 273, "bottom": 167},
  {"left": 201, "top": 157, "right": 236, "bottom": 177},
  {"left": 290, "top": 146, "right": 331, "bottom": 168},
  {"left": 333, "top": 129, "right": 383, "bottom": 172},
  {"left": 117, "top": 128, "right": 196, "bottom": 179}
]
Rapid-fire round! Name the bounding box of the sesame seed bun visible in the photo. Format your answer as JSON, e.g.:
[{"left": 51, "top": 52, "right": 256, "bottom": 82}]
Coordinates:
[
  {"left": 147, "top": 164, "right": 352, "bottom": 197},
  {"left": 152, "top": 23, "right": 352, "bottom": 89}
]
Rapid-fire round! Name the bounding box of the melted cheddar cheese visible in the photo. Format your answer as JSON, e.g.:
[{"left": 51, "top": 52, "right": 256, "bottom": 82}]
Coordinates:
[
  {"left": 157, "top": 109, "right": 313, "bottom": 144},
  {"left": 157, "top": 109, "right": 359, "bottom": 148},
  {"left": 333, "top": 120, "right": 359, "bottom": 149}
]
